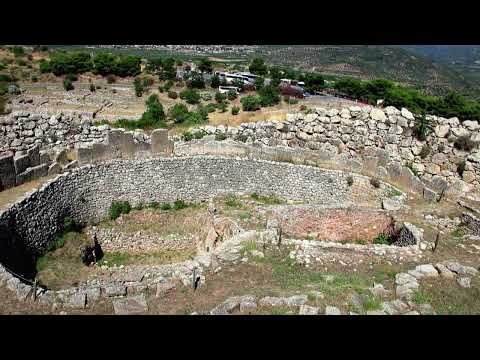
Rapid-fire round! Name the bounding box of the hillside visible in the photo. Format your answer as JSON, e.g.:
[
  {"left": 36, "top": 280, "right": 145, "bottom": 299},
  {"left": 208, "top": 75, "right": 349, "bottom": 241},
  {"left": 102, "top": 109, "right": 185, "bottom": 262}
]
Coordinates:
[
  {"left": 394, "top": 45, "right": 480, "bottom": 89},
  {"left": 253, "top": 45, "right": 480, "bottom": 98}
]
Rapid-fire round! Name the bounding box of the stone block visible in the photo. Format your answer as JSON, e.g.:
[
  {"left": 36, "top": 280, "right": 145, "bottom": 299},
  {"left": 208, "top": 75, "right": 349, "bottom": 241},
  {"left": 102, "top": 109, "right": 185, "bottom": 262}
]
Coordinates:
[
  {"left": 27, "top": 144, "right": 40, "bottom": 167},
  {"left": 48, "top": 162, "right": 61, "bottom": 175},
  {"left": 39, "top": 150, "right": 51, "bottom": 165},
  {"left": 76, "top": 146, "right": 93, "bottom": 165},
  {"left": 423, "top": 187, "right": 437, "bottom": 202},
  {"left": 91, "top": 142, "right": 113, "bottom": 163},
  {"left": 113, "top": 294, "right": 148, "bottom": 315},
  {"left": 14, "top": 154, "right": 30, "bottom": 174},
  {"left": 0, "top": 152, "right": 16, "bottom": 191},
  {"left": 31, "top": 163, "right": 48, "bottom": 179},
  {"left": 362, "top": 156, "right": 379, "bottom": 176},
  {"left": 151, "top": 129, "right": 173, "bottom": 155},
  {"left": 16, "top": 167, "right": 34, "bottom": 186}
]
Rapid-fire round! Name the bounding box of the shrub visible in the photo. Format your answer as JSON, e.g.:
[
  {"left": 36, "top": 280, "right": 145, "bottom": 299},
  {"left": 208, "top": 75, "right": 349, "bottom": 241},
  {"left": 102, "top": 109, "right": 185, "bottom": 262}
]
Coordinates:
[
  {"left": 164, "top": 80, "right": 174, "bottom": 91},
  {"left": 106, "top": 74, "right": 116, "bottom": 84},
  {"left": 158, "top": 86, "right": 164, "bottom": 93},
  {"left": 11, "top": 46, "right": 25, "bottom": 57},
  {"left": 168, "top": 103, "right": 189, "bottom": 123},
  {"left": 210, "top": 74, "right": 220, "bottom": 88},
  {"left": 180, "top": 88, "right": 201, "bottom": 104},
  {"left": 204, "top": 103, "right": 217, "bottom": 113},
  {"left": 249, "top": 57, "right": 268, "bottom": 76},
  {"left": 108, "top": 201, "right": 132, "bottom": 220},
  {"left": 347, "top": 175, "right": 354, "bottom": 186},
  {"left": 419, "top": 145, "right": 431, "bottom": 159},
  {"left": 143, "top": 77, "right": 154, "bottom": 88},
  {"left": 370, "top": 178, "right": 381, "bottom": 188},
  {"left": 31, "top": 75, "right": 38, "bottom": 82},
  {"left": 193, "top": 131, "right": 205, "bottom": 139},
  {"left": 173, "top": 200, "right": 188, "bottom": 210},
  {"left": 90, "top": 84, "right": 96, "bottom": 92},
  {"left": 254, "top": 76, "right": 265, "bottom": 90},
  {"left": 168, "top": 90, "right": 178, "bottom": 99},
  {"left": 231, "top": 106, "right": 240, "bottom": 115},
  {"left": 258, "top": 85, "right": 280, "bottom": 107},
  {"left": 201, "top": 92, "right": 212, "bottom": 101},
  {"left": 134, "top": 77, "right": 144, "bottom": 97},
  {"left": 454, "top": 135, "right": 478, "bottom": 152},
  {"left": 457, "top": 160, "right": 467, "bottom": 177},
  {"left": 161, "top": 203, "right": 172, "bottom": 210},
  {"left": 215, "top": 133, "right": 227, "bottom": 141},
  {"left": 0, "top": 74, "right": 13, "bottom": 82},
  {"left": 182, "top": 131, "right": 194, "bottom": 141},
  {"left": 227, "top": 90, "right": 237, "bottom": 101},
  {"left": 148, "top": 201, "right": 160, "bottom": 209},
  {"left": 215, "top": 91, "right": 227, "bottom": 103},
  {"left": 241, "top": 95, "right": 261, "bottom": 111},
  {"left": 184, "top": 108, "right": 208, "bottom": 125},
  {"left": 66, "top": 73, "right": 77, "bottom": 82},
  {"left": 186, "top": 71, "right": 205, "bottom": 89},
  {"left": 413, "top": 114, "right": 432, "bottom": 141},
  {"left": 373, "top": 233, "right": 391, "bottom": 245},
  {"left": 217, "top": 102, "right": 228, "bottom": 112},
  {"left": 63, "top": 78, "right": 74, "bottom": 91}
]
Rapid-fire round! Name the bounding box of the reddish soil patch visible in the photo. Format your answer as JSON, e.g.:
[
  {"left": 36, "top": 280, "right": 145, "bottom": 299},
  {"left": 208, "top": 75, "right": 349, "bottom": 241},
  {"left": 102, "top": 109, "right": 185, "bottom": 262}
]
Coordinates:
[{"left": 269, "top": 206, "right": 394, "bottom": 243}]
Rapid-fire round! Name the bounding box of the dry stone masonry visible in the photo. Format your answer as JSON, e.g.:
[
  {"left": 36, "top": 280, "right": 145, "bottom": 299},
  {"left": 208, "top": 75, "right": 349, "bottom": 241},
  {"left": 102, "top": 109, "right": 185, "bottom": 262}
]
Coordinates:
[{"left": 186, "top": 105, "right": 480, "bottom": 192}]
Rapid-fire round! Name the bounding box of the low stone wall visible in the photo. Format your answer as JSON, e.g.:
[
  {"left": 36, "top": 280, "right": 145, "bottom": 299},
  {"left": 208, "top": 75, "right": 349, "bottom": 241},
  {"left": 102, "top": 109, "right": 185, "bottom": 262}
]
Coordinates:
[
  {"left": 0, "top": 155, "right": 400, "bottom": 276},
  {"left": 185, "top": 105, "right": 480, "bottom": 191}
]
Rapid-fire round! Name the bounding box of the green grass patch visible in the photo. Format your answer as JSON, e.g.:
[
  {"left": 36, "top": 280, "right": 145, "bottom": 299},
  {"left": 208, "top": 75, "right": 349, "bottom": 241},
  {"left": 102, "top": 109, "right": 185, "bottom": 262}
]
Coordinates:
[
  {"left": 413, "top": 291, "right": 434, "bottom": 305},
  {"left": 361, "top": 294, "right": 383, "bottom": 311},
  {"left": 373, "top": 233, "right": 391, "bottom": 245},
  {"left": 373, "top": 268, "right": 397, "bottom": 283},
  {"left": 386, "top": 188, "right": 402, "bottom": 198},
  {"left": 108, "top": 200, "right": 132, "bottom": 220},
  {"left": 264, "top": 251, "right": 369, "bottom": 295},
  {"left": 225, "top": 194, "right": 242, "bottom": 208},
  {"left": 238, "top": 211, "right": 251, "bottom": 220},
  {"left": 241, "top": 240, "right": 258, "bottom": 255},
  {"left": 161, "top": 203, "right": 172, "bottom": 211},
  {"left": 451, "top": 227, "right": 465, "bottom": 239},
  {"left": 97, "top": 249, "right": 196, "bottom": 267},
  {"left": 250, "top": 192, "right": 283, "bottom": 205},
  {"left": 173, "top": 200, "right": 188, "bottom": 210}
]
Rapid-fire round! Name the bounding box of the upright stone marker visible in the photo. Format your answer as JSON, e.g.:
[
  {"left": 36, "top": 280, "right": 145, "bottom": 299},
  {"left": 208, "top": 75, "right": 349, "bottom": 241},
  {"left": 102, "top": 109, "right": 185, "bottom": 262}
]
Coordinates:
[
  {"left": 0, "top": 152, "right": 16, "bottom": 191},
  {"left": 151, "top": 129, "right": 173, "bottom": 155}
]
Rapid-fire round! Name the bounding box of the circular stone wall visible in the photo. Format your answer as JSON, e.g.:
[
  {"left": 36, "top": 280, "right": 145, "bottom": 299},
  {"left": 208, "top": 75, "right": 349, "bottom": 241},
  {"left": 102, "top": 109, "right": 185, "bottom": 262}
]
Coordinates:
[{"left": 0, "top": 155, "right": 400, "bottom": 276}]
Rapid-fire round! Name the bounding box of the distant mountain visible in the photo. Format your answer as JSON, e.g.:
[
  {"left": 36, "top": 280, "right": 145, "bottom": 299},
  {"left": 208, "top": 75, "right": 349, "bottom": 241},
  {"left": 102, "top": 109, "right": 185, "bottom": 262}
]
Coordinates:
[
  {"left": 393, "top": 45, "right": 480, "bottom": 65},
  {"left": 253, "top": 45, "right": 480, "bottom": 99}
]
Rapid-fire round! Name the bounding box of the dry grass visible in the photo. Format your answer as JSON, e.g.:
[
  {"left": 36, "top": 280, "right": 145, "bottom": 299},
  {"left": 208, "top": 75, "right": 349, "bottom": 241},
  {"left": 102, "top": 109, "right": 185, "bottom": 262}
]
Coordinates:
[
  {"left": 98, "top": 205, "right": 211, "bottom": 239},
  {"left": 36, "top": 231, "right": 93, "bottom": 290}
]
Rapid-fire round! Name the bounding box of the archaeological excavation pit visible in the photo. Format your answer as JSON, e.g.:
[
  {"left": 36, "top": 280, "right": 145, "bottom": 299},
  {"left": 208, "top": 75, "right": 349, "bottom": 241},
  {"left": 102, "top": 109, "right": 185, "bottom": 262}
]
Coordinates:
[
  {"left": 0, "top": 155, "right": 408, "bottom": 291},
  {"left": 266, "top": 205, "right": 399, "bottom": 244}
]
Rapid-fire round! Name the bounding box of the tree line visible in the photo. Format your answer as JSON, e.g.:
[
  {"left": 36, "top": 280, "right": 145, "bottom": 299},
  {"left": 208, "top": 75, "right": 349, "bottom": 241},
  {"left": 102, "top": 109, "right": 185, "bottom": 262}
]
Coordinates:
[
  {"left": 39, "top": 51, "right": 142, "bottom": 77},
  {"left": 333, "top": 77, "right": 480, "bottom": 121}
]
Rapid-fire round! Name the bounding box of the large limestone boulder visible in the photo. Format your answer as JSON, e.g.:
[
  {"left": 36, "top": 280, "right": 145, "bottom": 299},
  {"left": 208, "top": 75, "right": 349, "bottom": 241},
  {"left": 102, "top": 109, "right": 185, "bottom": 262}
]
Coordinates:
[
  {"left": 463, "top": 120, "right": 479, "bottom": 131},
  {"left": 434, "top": 125, "right": 450, "bottom": 138},
  {"left": 401, "top": 108, "right": 415, "bottom": 120},
  {"left": 370, "top": 108, "right": 386, "bottom": 122}
]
